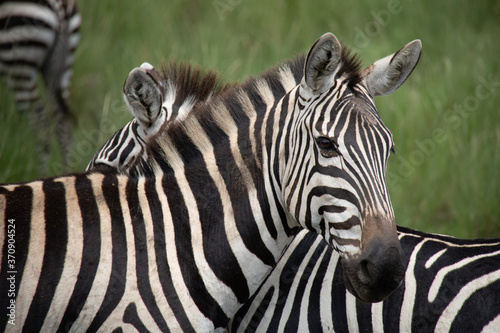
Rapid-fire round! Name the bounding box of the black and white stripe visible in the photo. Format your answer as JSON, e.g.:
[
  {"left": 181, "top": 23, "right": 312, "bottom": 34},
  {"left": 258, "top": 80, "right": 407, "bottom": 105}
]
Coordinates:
[
  {"left": 0, "top": 0, "right": 80, "bottom": 170},
  {"left": 228, "top": 227, "right": 500, "bottom": 332},
  {"left": 1, "top": 33, "right": 420, "bottom": 331}
]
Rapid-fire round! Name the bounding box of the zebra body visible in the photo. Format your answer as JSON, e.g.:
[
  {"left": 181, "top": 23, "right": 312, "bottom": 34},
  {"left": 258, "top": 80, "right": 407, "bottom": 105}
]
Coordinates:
[
  {"left": 0, "top": 0, "right": 80, "bottom": 171},
  {"left": 228, "top": 227, "right": 500, "bottom": 332},
  {"left": 1, "top": 33, "right": 421, "bottom": 331}
]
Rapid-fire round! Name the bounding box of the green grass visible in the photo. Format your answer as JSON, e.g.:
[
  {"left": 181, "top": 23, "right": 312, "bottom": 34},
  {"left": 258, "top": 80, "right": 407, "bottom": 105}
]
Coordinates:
[{"left": 1, "top": 0, "right": 499, "bottom": 238}]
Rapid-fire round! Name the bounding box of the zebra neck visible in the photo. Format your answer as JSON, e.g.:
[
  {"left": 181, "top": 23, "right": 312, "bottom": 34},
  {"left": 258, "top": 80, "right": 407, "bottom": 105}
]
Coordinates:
[
  {"left": 144, "top": 86, "right": 305, "bottom": 311},
  {"left": 125, "top": 169, "right": 296, "bottom": 324},
  {"left": 126, "top": 56, "right": 309, "bottom": 313},
  {"left": 146, "top": 59, "right": 307, "bottom": 238}
]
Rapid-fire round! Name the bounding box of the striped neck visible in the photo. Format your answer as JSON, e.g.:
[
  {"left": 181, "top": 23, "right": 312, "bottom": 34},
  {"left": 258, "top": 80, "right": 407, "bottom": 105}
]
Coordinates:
[{"left": 143, "top": 55, "right": 307, "bottom": 231}]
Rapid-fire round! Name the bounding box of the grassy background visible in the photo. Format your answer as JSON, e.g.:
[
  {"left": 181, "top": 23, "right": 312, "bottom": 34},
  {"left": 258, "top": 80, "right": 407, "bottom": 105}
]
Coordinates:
[{"left": 1, "top": 0, "right": 499, "bottom": 238}]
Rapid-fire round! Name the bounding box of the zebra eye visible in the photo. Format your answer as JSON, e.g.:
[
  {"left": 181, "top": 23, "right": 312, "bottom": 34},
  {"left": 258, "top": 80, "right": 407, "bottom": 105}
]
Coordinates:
[{"left": 316, "top": 137, "right": 340, "bottom": 157}]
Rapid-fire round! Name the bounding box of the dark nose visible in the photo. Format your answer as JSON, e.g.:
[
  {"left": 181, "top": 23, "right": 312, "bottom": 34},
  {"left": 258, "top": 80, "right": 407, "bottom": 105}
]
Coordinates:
[{"left": 356, "top": 238, "right": 405, "bottom": 302}]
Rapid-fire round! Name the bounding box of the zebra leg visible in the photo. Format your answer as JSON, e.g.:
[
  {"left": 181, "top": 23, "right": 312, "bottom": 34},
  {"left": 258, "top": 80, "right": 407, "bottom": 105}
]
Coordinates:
[
  {"left": 1, "top": 64, "right": 52, "bottom": 174},
  {"left": 37, "top": 70, "right": 73, "bottom": 174},
  {"left": 41, "top": 24, "right": 76, "bottom": 173},
  {"left": 32, "top": 103, "right": 52, "bottom": 175},
  {"left": 54, "top": 91, "right": 74, "bottom": 172},
  {"left": 53, "top": 5, "right": 80, "bottom": 172}
]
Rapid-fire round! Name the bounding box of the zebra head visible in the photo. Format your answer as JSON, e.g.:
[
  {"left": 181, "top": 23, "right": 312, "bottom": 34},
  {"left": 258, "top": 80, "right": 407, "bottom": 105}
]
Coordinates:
[
  {"left": 87, "top": 62, "right": 228, "bottom": 174},
  {"left": 86, "top": 63, "right": 167, "bottom": 172},
  {"left": 283, "top": 33, "right": 421, "bottom": 302}
]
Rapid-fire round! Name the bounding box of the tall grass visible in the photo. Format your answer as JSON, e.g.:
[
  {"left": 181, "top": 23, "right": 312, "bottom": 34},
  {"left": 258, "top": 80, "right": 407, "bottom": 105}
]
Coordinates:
[{"left": 1, "top": 0, "right": 499, "bottom": 237}]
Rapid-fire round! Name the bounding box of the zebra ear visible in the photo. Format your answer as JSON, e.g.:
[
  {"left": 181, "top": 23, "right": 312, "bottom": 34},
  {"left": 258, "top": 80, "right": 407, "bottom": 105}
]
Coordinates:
[
  {"left": 123, "top": 63, "right": 164, "bottom": 130},
  {"left": 303, "top": 33, "right": 342, "bottom": 94},
  {"left": 362, "top": 40, "right": 422, "bottom": 97}
]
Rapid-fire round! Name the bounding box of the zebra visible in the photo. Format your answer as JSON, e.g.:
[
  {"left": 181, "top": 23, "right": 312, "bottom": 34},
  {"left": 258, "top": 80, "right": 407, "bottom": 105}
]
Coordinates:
[
  {"left": 0, "top": 33, "right": 421, "bottom": 331},
  {"left": 0, "top": 0, "right": 80, "bottom": 172},
  {"left": 89, "top": 46, "right": 500, "bottom": 333},
  {"left": 228, "top": 227, "right": 500, "bottom": 332},
  {"left": 86, "top": 61, "right": 231, "bottom": 174}
]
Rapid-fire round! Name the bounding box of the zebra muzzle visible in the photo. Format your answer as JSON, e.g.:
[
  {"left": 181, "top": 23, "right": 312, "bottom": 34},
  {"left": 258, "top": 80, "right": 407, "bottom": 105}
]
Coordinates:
[{"left": 340, "top": 228, "right": 405, "bottom": 303}]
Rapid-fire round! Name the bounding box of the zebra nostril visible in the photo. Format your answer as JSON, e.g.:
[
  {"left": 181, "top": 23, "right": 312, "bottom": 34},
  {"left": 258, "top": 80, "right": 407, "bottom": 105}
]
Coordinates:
[{"left": 357, "top": 259, "right": 372, "bottom": 285}]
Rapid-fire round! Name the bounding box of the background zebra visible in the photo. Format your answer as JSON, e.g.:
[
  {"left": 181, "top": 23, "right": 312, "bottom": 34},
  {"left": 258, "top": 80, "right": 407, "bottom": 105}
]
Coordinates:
[
  {"left": 228, "top": 227, "right": 500, "bottom": 332},
  {"left": 86, "top": 61, "right": 231, "bottom": 174},
  {"left": 0, "top": 0, "right": 80, "bottom": 172},
  {"left": 0, "top": 33, "right": 420, "bottom": 331}
]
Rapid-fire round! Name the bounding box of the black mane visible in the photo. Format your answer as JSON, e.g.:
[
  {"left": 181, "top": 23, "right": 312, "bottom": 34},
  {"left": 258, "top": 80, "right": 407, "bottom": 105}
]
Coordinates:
[
  {"left": 339, "top": 46, "right": 363, "bottom": 88},
  {"left": 157, "top": 60, "right": 234, "bottom": 110}
]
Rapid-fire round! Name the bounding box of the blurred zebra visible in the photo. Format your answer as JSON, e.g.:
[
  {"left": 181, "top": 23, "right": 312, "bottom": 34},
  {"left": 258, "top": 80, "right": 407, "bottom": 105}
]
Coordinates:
[
  {"left": 228, "top": 227, "right": 500, "bottom": 332},
  {"left": 0, "top": 33, "right": 420, "bottom": 331},
  {"left": 0, "top": 0, "right": 80, "bottom": 172}
]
